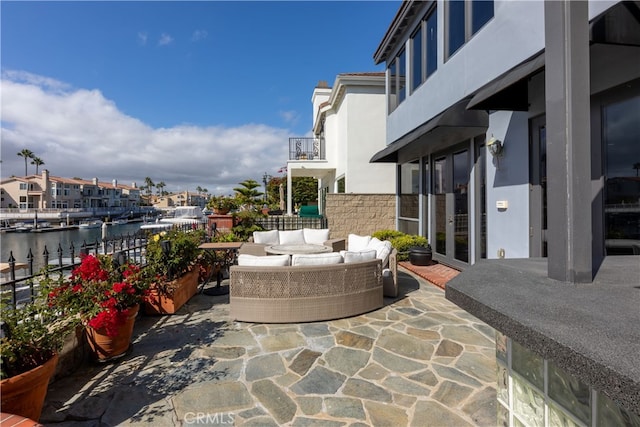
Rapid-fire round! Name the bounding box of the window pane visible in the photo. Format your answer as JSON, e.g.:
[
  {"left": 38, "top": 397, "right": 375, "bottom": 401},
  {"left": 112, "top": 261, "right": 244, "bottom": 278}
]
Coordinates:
[
  {"left": 604, "top": 95, "right": 640, "bottom": 255},
  {"left": 434, "top": 157, "right": 447, "bottom": 255},
  {"left": 453, "top": 150, "right": 469, "bottom": 263},
  {"left": 448, "top": 0, "right": 465, "bottom": 57},
  {"left": 388, "top": 60, "right": 397, "bottom": 112},
  {"left": 426, "top": 8, "right": 438, "bottom": 76},
  {"left": 398, "top": 49, "right": 406, "bottom": 104},
  {"left": 400, "top": 160, "right": 419, "bottom": 218},
  {"left": 472, "top": 0, "right": 494, "bottom": 34},
  {"left": 412, "top": 27, "right": 423, "bottom": 91}
]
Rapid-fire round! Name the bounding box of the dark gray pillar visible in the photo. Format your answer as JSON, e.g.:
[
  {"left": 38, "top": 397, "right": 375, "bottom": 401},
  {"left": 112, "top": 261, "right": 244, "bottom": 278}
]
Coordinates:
[{"left": 544, "top": 0, "right": 592, "bottom": 283}]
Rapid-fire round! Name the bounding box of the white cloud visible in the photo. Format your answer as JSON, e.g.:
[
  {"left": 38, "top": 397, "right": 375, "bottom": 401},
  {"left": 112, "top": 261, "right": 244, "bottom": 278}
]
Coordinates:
[
  {"left": 0, "top": 71, "right": 290, "bottom": 195},
  {"left": 137, "top": 31, "right": 148, "bottom": 46},
  {"left": 279, "top": 110, "right": 300, "bottom": 126},
  {"left": 158, "top": 33, "right": 174, "bottom": 47},
  {"left": 191, "top": 30, "right": 208, "bottom": 42}
]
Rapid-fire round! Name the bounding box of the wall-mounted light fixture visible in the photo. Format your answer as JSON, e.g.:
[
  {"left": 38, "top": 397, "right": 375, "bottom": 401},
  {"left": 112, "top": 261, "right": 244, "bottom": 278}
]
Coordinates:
[{"left": 487, "top": 137, "right": 504, "bottom": 157}]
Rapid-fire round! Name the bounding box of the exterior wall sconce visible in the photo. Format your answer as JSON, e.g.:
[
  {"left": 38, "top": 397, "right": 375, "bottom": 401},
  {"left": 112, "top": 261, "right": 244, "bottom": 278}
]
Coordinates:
[{"left": 487, "top": 137, "right": 504, "bottom": 157}]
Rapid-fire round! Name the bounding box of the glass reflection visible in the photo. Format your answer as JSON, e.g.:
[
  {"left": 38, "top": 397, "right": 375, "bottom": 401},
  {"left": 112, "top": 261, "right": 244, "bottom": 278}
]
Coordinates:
[{"left": 604, "top": 95, "right": 640, "bottom": 255}]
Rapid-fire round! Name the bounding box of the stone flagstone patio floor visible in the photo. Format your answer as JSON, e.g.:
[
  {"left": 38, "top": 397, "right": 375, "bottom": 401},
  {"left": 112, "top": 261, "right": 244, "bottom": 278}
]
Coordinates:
[{"left": 42, "top": 269, "right": 497, "bottom": 426}]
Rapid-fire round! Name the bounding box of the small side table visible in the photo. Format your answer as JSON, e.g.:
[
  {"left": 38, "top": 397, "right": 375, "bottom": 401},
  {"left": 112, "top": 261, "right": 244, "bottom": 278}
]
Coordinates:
[{"left": 198, "top": 242, "right": 243, "bottom": 296}]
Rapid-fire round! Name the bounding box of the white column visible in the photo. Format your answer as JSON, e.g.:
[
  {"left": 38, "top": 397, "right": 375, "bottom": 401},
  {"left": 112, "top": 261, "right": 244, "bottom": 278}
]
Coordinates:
[{"left": 287, "top": 172, "right": 293, "bottom": 216}]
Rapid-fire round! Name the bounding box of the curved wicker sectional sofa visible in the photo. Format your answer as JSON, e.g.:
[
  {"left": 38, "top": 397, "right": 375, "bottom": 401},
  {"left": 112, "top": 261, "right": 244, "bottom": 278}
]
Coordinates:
[{"left": 229, "top": 259, "right": 383, "bottom": 323}]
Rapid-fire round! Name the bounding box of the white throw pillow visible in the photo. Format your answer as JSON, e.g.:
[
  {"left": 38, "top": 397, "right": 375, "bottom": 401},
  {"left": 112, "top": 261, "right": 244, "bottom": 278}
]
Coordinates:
[
  {"left": 253, "top": 230, "right": 280, "bottom": 245},
  {"left": 292, "top": 252, "right": 343, "bottom": 266},
  {"left": 368, "top": 237, "right": 393, "bottom": 266},
  {"left": 279, "top": 229, "right": 306, "bottom": 245},
  {"left": 343, "top": 250, "right": 377, "bottom": 264},
  {"left": 303, "top": 228, "right": 330, "bottom": 245},
  {"left": 348, "top": 234, "right": 371, "bottom": 252},
  {"left": 237, "top": 254, "right": 290, "bottom": 266}
]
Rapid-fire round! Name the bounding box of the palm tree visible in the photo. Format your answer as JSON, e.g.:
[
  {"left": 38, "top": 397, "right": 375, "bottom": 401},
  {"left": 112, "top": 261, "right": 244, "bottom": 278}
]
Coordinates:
[
  {"left": 156, "top": 181, "right": 166, "bottom": 196},
  {"left": 196, "top": 186, "right": 203, "bottom": 194},
  {"left": 17, "top": 149, "right": 34, "bottom": 176},
  {"left": 144, "top": 177, "right": 155, "bottom": 198},
  {"left": 633, "top": 162, "right": 640, "bottom": 177},
  {"left": 31, "top": 156, "right": 45, "bottom": 174}
]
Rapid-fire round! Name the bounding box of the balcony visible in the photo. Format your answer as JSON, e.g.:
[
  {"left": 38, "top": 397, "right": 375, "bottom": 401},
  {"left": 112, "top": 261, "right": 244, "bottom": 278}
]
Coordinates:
[{"left": 289, "top": 137, "right": 325, "bottom": 160}]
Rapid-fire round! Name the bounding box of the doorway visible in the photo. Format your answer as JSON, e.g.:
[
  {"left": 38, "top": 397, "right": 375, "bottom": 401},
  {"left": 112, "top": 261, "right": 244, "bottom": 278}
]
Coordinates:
[
  {"left": 529, "top": 115, "right": 547, "bottom": 257},
  {"left": 432, "top": 147, "right": 470, "bottom": 266}
]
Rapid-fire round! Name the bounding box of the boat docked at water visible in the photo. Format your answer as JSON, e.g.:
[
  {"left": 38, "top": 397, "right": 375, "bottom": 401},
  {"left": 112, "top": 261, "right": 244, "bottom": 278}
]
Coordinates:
[
  {"left": 160, "top": 206, "right": 207, "bottom": 226},
  {"left": 78, "top": 220, "right": 104, "bottom": 229}
]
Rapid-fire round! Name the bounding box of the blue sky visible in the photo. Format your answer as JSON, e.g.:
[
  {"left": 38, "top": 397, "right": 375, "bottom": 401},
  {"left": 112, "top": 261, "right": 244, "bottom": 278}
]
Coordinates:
[{"left": 1, "top": 1, "right": 400, "bottom": 194}]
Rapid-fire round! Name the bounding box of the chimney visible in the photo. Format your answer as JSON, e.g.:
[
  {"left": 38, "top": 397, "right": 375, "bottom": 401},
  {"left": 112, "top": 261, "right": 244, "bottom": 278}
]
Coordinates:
[
  {"left": 132, "top": 182, "right": 137, "bottom": 188},
  {"left": 316, "top": 80, "right": 329, "bottom": 88},
  {"left": 112, "top": 179, "right": 117, "bottom": 188},
  {"left": 93, "top": 177, "right": 99, "bottom": 185}
]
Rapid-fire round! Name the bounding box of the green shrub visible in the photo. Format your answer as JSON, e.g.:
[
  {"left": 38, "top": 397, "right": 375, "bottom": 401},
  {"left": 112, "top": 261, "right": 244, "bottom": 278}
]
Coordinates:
[
  {"left": 372, "top": 229, "right": 406, "bottom": 241},
  {"left": 389, "top": 234, "right": 430, "bottom": 261},
  {"left": 231, "top": 210, "right": 264, "bottom": 241}
]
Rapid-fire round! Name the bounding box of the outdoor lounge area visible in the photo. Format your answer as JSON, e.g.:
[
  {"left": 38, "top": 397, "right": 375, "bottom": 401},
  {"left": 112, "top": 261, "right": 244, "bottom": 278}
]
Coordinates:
[
  {"left": 40, "top": 267, "right": 497, "bottom": 426},
  {"left": 230, "top": 231, "right": 399, "bottom": 322}
]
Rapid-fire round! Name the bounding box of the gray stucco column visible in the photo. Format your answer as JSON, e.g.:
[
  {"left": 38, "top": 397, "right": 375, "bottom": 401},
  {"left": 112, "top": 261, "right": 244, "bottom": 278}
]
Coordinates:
[{"left": 544, "top": 0, "right": 592, "bottom": 282}]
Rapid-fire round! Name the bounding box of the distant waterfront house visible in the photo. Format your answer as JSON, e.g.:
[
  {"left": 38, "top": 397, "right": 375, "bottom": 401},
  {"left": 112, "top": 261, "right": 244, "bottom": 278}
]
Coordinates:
[
  {"left": 372, "top": 0, "right": 639, "bottom": 423},
  {"left": 286, "top": 74, "right": 396, "bottom": 236},
  {"left": 152, "top": 191, "right": 207, "bottom": 209},
  {"left": 0, "top": 170, "right": 141, "bottom": 210}
]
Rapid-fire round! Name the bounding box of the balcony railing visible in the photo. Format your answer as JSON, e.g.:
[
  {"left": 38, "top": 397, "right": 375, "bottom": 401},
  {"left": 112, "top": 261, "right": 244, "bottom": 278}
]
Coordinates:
[{"left": 289, "top": 137, "right": 325, "bottom": 161}]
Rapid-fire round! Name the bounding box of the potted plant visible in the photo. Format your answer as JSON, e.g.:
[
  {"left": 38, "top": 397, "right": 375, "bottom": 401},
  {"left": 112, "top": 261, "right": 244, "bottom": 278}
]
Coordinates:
[
  {"left": 143, "top": 228, "right": 207, "bottom": 315},
  {"left": 372, "top": 230, "right": 431, "bottom": 264},
  {"left": 45, "top": 254, "right": 149, "bottom": 361},
  {"left": 1, "top": 298, "right": 78, "bottom": 421},
  {"left": 208, "top": 195, "right": 238, "bottom": 215}
]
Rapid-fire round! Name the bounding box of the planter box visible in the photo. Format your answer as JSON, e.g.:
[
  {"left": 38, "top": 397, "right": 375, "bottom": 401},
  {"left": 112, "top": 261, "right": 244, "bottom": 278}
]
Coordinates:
[{"left": 144, "top": 269, "right": 200, "bottom": 315}]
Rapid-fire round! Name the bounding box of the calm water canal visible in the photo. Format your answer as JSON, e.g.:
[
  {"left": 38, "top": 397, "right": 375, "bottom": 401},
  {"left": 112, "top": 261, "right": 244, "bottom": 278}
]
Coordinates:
[{"left": 1, "top": 222, "right": 145, "bottom": 270}]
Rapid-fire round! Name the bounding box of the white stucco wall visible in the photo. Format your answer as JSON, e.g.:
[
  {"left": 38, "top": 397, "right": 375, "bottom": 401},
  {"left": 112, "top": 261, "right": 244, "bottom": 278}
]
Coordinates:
[
  {"left": 344, "top": 90, "right": 395, "bottom": 193},
  {"left": 485, "top": 111, "right": 530, "bottom": 259}
]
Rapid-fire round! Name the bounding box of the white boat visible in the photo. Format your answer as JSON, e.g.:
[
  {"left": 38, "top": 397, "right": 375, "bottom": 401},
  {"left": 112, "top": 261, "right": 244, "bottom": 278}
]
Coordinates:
[
  {"left": 160, "top": 206, "right": 207, "bottom": 225},
  {"left": 111, "top": 218, "right": 128, "bottom": 225},
  {"left": 79, "top": 220, "right": 104, "bottom": 229}
]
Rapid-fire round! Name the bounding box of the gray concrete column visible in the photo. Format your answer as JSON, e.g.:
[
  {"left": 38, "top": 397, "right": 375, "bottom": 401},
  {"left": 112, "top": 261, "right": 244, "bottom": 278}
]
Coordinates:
[{"left": 544, "top": 0, "right": 592, "bottom": 282}]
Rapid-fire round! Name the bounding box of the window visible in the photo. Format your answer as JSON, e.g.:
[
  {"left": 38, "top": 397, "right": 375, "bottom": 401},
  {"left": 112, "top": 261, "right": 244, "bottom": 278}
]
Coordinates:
[
  {"left": 19, "top": 183, "right": 27, "bottom": 190},
  {"left": 446, "top": 0, "right": 493, "bottom": 59},
  {"left": 388, "top": 48, "right": 406, "bottom": 112},
  {"left": 472, "top": 0, "right": 494, "bottom": 34},
  {"left": 398, "top": 49, "right": 406, "bottom": 104},
  {"left": 447, "top": 0, "right": 466, "bottom": 57},
  {"left": 604, "top": 95, "right": 640, "bottom": 255},
  {"left": 426, "top": 10, "right": 438, "bottom": 77},
  {"left": 400, "top": 160, "right": 420, "bottom": 219},
  {"left": 411, "top": 26, "right": 423, "bottom": 92},
  {"left": 389, "top": 60, "right": 397, "bottom": 112},
  {"left": 411, "top": 6, "right": 438, "bottom": 93}
]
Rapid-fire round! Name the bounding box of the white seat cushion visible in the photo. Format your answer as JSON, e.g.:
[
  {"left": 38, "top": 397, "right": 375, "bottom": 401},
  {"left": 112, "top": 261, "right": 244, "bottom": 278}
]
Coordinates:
[
  {"left": 368, "top": 237, "right": 393, "bottom": 267},
  {"left": 348, "top": 234, "right": 371, "bottom": 252},
  {"left": 343, "top": 250, "right": 377, "bottom": 264},
  {"left": 279, "top": 229, "right": 306, "bottom": 245},
  {"left": 253, "top": 230, "right": 280, "bottom": 245},
  {"left": 291, "top": 252, "right": 343, "bottom": 266},
  {"left": 303, "top": 228, "right": 330, "bottom": 245},
  {"left": 237, "top": 254, "right": 290, "bottom": 266}
]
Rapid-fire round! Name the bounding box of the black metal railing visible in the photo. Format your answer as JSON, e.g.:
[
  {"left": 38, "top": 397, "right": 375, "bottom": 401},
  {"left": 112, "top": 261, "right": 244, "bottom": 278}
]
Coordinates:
[
  {"left": 255, "top": 216, "right": 327, "bottom": 231},
  {"left": 1, "top": 222, "right": 209, "bottom": 308},
  {"left": 289, "top": 137, "right": 325, "bottom": 160}
]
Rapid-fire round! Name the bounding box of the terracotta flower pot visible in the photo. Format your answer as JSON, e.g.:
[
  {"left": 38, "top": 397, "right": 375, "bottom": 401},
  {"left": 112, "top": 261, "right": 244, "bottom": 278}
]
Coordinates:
[
  {"left": 144, "top": 269, "right": 199, "bottom": 315},
  {"left": 85, "top": 304, "right": 139, "bottom": 361},
  {"left": 0, "top": 353, "right": 58, "bottom": 422}
]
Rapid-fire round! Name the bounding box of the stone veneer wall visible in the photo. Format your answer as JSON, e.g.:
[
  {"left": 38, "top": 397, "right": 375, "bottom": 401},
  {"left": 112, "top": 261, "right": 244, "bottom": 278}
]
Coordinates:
[{"left": 325, "top": 193, "right": 395, "bottom": 239}]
